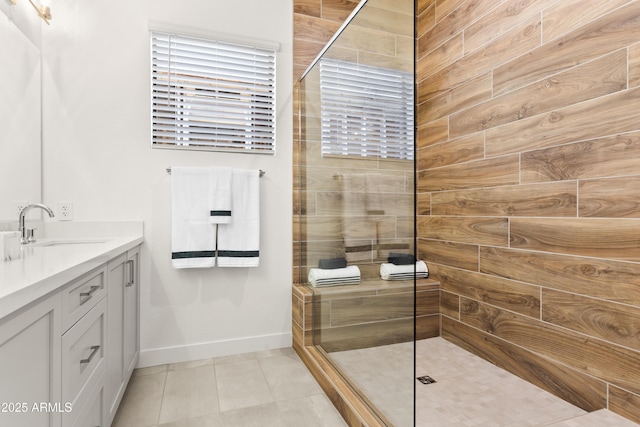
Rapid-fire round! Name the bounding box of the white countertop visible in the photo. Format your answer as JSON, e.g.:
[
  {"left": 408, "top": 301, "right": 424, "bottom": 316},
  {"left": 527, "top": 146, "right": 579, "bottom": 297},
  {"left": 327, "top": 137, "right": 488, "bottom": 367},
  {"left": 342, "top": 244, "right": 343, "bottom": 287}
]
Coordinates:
[{"left": 0, "top": 222, "right": 143, "bottom": 321}]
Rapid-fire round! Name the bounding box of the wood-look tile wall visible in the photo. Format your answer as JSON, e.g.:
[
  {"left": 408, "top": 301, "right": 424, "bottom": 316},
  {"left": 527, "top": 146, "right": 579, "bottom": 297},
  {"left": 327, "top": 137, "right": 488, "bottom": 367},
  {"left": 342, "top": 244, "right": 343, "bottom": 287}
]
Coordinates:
[
  {"left": 417, "top": 0, "right": 640, "bottom": 423},
  {"left": 294, "top": 0, "right": 414, "bottom": 283},
  {"left": 293, "top": 0, "right": 359, "bottom": 284}
]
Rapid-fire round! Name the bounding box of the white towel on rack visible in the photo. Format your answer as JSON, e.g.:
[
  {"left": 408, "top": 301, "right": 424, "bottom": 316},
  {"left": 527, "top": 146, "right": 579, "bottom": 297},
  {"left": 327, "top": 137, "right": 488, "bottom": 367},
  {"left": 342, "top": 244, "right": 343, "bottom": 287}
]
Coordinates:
[
  {"left": 171, "top": 167, "right": 216, "bottom": 268},
  {"left": 380, "top": 261, "right": 429, "bottom": 280},
  {"left": 308, "top": 266, "right": 361, "bottom": 287},
  {"left": 209, "top": 167, "right": 233, "bottom": 224},
  {"left": 217, "top": 169, "right": 260, "bottom": 267}
]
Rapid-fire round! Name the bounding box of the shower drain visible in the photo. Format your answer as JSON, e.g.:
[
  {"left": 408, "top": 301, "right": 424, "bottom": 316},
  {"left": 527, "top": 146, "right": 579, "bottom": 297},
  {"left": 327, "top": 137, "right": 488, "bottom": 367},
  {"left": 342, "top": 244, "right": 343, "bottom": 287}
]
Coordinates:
[{"left": 417, "top": 375, "right": 437, "bottom": 384}]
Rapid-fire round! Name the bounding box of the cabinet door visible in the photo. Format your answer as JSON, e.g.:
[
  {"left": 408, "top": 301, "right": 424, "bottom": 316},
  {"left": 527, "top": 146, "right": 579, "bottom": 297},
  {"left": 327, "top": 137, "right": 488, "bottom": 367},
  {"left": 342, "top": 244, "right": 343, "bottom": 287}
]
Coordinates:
[
  {"left": 106, "top": 252, "right": 126, "bottom": 425},
  {"left": 123, "top": 246, "right": 139, "bottom": 377},
  {"left": 0, "top": 293, "right": 61, "bottom": 427},
  {"left": 105, "top": 245, "right": 141, "bottom": 426}
]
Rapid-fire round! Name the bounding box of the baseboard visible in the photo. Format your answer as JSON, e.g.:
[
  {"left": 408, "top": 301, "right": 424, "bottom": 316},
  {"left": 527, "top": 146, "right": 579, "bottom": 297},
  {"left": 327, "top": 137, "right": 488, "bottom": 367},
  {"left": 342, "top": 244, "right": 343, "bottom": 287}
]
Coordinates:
[{"left": 137, "top": 332, "right": 293, "bottom": 368}]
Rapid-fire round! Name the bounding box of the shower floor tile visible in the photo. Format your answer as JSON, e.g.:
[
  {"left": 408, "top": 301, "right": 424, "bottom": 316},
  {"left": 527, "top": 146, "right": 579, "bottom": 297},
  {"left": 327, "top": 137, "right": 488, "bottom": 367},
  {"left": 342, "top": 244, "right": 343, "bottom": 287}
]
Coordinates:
[{"left": 330, "top": 337, "right": 638, "bottom": 427}]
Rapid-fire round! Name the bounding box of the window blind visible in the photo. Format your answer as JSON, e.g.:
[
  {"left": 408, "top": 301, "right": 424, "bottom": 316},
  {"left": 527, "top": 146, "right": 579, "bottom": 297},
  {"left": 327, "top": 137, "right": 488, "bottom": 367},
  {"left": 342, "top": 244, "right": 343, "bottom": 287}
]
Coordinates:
[
  {"left": 151, "top": 31, "right": 276, "bottom": 153},
  {"left": 320, "top": 59, "right": 414, "bottom": 160}
]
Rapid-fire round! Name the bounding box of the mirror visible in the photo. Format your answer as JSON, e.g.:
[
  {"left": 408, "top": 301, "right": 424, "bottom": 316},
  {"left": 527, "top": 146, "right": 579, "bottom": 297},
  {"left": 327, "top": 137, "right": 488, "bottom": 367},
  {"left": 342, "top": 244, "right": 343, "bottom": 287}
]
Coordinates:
[{"left": 0, "top": 3, "right": 42, "bottom": 221}]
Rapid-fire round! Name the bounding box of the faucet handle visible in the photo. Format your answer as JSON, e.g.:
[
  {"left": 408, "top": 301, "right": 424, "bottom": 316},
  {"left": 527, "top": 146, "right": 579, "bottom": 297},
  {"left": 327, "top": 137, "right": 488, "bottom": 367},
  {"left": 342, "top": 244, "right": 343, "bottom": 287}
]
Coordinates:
[{"left": 26, "top": 228, "right": 36, "bottom": 243}]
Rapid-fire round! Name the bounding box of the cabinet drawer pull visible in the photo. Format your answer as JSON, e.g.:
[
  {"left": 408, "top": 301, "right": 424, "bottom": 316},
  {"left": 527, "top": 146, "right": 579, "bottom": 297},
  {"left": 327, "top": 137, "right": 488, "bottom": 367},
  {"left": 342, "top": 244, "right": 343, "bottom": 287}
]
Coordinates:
[
  {"left": 126, "top": 260, "right": 135, "bottom": 287},
  {"left": 79, "top": 286, "right": 101, "bottom": 305},
  {"left": 80, "top": 345, "right": 101, "bottom": 365}
]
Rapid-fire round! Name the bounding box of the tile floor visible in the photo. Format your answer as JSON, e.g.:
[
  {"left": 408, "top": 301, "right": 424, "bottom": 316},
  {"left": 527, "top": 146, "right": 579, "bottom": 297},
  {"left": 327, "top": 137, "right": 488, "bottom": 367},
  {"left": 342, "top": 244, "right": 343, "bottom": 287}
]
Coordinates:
[
  {"left": 114, "top": 339, "right": 639, "bottom": 427},
  {"left": 330, "top": 337, "right": 640, "bottom": 427},
  {"left": 111, "top": 347, "right": 347, "bottom": 427}
]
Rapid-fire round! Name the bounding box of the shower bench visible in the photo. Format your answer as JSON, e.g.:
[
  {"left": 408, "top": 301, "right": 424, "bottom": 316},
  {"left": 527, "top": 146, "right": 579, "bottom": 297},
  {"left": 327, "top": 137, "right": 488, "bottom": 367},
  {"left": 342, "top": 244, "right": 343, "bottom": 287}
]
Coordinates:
[{"left": 293, "top": 277, "right": 440, "bottom": 353}]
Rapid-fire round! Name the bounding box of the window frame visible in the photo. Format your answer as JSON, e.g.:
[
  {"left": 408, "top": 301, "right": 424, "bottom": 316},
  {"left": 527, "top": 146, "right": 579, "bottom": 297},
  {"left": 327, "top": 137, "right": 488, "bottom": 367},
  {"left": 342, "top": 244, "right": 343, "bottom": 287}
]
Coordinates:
[
  {"left": 319, "top": 58, "right": 414, "bottom": 161},
  {"left": 150, "top": 29, "right": 278, "bottom": 154}
]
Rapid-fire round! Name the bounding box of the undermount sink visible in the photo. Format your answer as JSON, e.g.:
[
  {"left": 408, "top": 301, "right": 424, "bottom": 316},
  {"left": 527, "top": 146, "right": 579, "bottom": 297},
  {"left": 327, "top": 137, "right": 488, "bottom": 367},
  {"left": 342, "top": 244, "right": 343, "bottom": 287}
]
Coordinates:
[{"left": 34, "top": 239, "right": 110, "bottom": 247}]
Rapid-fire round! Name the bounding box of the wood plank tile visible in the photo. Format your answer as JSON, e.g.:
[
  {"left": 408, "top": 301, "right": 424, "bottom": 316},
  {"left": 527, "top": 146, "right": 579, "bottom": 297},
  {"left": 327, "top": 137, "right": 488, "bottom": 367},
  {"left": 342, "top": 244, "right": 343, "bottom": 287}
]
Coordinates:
[
  {"left": 487, "top": 87, "right": 640, "bottom": 157},
  {"left": 317, "top": 318, "right": 414, "bottom": 352},
  {"left": 464, "top": 0, "right": 558, "bottom": 54},
  {"left": 418, "top": 216, "right": 508, "bottom": 246},
  {"left": 418, "top": 72, "right": 493, "bottom": 121},
  {"left": 321, "top": 0, "right": 360, "bottom": 22},
  {"left": 417, "top": 0, "right": 435, "bottom": 16},
  {"left": 630, "top": 42, "right": 640, "bottom": 89},
  {"left": 542, "top": 0, "right": 633, "bottom": 43},
  {"left": 432, "top": 181, "right": 577, "bottom": 217},
  {"left": 442, "top": 316, "right": 607, "bottom": 412},
  {"left": 417, "top": 133, "right": 484, "bottom": 170},
  {"left": 332, "top": 22, "right": 397, "bottom": 57},
  {"left": 369, "top": 0, "right": 414, "bottom": 15},
  {"left": 510, "top": 217, "right": 640, "bottom": 261},
  {"left": 434, "top": 0, "right": 467, "bottom": 23},
  {"left": 450, "top": 50, "right": 627, "bottom": 138},
  {"left": 330, "top": 293, "right": 414, "bottom": 327},
  {"left": 437, "top": 264, "right": 541, "bottom": 318},
  {"left": 609, "top": 386, "right": 640, "bottom": 425},
  {"left": 418, "top": 154, "right": 520, "bottom": 192},
  {"left": 418, "top": 0, "right": 503, "bottom": 56},
  {"left": 419, "top": 14, "right": 540, "bottom": 102},
  {"left": 294, "top": 14, "right": 342, "bottom": 43},
  {"left": 294, "top": 38, "right": 328, "bottom": 76},
  {"left": 458, "top": 299, "right": 640, "bottom": 396},
  {"left": 351, "top": 4, "right": 413, "bottom": 37},
  {"left": 294, "top": 0, "right": 321, "bottom": 17},
  {"left": 315, "top": 191, "right": 412, "bottom": 216},
  {"left": 417, "top": 193, "right": 431, "bottom": 216},
  {"left": 416, "top": 117, "right": 448, "bottom": 150},
  {"left": 417, "top": 32, "right": 463, "bottom": 80},
  {"left": 494, "top": 1, "right": 640, "bottom": 95},
  {"left": 301, "top": 216, "right": 342, "bottom": 240},
  {"left": 357, "top": 51, "right": 412, "bottom": 73},
  {"left": 542, "top": 288, "right": 640, "bottom": 352},
  {"left": 419, "top": 240, "right": 479, "bottom": 272},
  {"left": 521, "top": 131, "right": 640, "bottom": 183},
  {"left": 580, "top": 176, "right": 640, "bottom": 218},
  {"left": 440, "top": 289, "right": 460, "bottom": 319},
  {"left": 416, "top": 315, "right": 440, "bottom": 340},
  {"left": 417, "top": 1, "right": 435, "bottom": 37},
  {"left": 417, "top": 290, "right": 440, "bottom": 317},
  {"left": 480, "top": 247, "right": 640, "bottom": 306}
]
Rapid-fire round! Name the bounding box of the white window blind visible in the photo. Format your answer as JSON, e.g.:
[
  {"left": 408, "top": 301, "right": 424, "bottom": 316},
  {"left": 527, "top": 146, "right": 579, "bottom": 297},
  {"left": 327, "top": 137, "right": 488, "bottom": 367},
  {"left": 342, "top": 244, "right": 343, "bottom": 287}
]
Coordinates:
[
  {"left": 320, "top": 59, "right": 414, "bottom": 160},
  {"left": 151, "top": 31, "right": 276, "bottom": 153}
]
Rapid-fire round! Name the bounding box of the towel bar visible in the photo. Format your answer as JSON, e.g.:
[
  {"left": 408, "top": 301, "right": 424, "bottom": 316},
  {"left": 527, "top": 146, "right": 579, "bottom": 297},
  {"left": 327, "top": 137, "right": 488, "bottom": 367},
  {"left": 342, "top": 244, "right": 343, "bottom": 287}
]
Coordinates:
[{"left": 166, "top": 167, "right": 265, "bottom": 177}]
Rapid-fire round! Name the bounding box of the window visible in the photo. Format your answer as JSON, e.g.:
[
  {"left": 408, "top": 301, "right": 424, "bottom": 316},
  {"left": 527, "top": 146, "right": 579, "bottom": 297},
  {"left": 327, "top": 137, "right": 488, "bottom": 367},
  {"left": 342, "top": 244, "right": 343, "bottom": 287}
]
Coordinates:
[
  {"left": 320, "top": 59, "right": 414, "bottom": 160},
  {"left": 150, "top": 31, "right": 276, "bottom": 153}
]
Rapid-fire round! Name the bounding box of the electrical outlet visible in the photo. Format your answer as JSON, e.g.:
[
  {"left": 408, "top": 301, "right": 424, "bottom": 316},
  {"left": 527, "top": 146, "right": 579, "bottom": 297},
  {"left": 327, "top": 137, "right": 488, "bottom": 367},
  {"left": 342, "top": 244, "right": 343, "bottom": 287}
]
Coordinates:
[
  {"left": 57, "top": 201, "right": 73, "bottom": 221},
  {"left": 15, "top": 200, "right": 29, "bottom": 218}
]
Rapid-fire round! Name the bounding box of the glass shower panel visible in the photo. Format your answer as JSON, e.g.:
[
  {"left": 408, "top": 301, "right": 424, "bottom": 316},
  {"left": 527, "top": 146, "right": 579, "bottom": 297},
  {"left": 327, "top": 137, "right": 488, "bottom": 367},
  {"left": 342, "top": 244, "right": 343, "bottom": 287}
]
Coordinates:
[{"left": 298, "top": 0, "right": 415, "bottom": 424}]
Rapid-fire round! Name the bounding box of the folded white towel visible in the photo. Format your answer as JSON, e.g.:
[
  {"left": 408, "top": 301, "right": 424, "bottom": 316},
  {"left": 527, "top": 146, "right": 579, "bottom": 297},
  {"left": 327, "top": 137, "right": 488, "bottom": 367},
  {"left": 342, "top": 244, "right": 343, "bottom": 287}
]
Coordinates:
[
  {"left": 171, "top": 167, "right": 216, "bottom": 268},
  {"left": 380, "top": 261, "right": 429, "bottom": 280},
  {"left": 209, "top": 167, "right": 233, "bottom": 224},
  {"left": 308, "top": 266, "right": 361, "bottom": 287},
  {"left": 217, "top": 169, "right": 260, "bottom": 267}
]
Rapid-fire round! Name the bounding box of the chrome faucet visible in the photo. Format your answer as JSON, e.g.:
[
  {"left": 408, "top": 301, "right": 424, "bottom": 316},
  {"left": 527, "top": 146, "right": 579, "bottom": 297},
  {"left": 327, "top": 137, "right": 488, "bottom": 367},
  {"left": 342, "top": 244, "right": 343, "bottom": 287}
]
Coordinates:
[{"left": 18, "top": 203, "right": 55, "bottom": 244}]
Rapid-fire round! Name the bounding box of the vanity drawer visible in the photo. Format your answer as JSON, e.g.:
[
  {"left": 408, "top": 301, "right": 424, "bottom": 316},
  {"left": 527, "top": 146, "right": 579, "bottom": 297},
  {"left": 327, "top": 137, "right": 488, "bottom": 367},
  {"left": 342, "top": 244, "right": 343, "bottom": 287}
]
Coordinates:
[
  {"left": 62, "top": 298, "right": 106, "bottom": 407},
  {"left": 70, "top": 370, "right": 105, "bottom": 427},
  {"left": 62, "top": 264, "right": 107, "bottom": 331}
]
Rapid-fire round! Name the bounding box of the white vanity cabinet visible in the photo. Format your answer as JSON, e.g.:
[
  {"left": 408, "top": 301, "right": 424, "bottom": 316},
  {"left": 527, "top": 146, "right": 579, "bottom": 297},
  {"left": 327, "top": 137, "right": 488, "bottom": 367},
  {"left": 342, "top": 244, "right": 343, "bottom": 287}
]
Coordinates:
[
  {"left": 0, "top": 240, "right": 142, "bottom": 427},
  {"left": 0, "top": 292, "right": 62, "bottom": 427},
  {"left": 105, "top": 246, "right": 140, "bottom": 426}
]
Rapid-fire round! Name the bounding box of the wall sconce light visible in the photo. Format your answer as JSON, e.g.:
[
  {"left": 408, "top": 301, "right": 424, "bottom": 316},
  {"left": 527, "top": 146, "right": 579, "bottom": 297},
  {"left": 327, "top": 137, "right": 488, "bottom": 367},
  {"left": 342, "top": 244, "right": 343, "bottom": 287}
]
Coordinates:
[{"left": 9, "top": 0, "right": 52, "bottom": 25}]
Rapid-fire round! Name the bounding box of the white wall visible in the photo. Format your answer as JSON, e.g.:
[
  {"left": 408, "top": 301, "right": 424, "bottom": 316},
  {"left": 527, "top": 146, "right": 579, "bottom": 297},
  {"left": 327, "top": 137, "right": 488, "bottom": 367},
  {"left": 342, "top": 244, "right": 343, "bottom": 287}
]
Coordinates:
[
  {"left": 41, "top": 0, "right": 293, "bottom": 367},
  {"left": 0, "top": 1, "right": 42, "bottom": 221}
]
